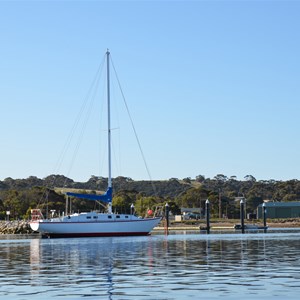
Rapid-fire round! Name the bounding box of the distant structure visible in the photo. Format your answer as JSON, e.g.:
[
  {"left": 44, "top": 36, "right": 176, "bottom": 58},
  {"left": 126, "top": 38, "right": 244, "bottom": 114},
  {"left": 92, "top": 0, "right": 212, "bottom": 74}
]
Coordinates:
[
  {"left": 181, "top": 207, "right": 202, "bottom": 215},
  {"left": 257, "top": 201, "right": 300, "bottom": 219}
]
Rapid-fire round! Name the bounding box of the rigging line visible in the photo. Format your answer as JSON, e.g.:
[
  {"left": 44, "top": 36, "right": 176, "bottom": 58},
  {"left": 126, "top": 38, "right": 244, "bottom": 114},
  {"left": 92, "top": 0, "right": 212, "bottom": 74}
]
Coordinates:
[
  {"left": 111, "top": 133, "right": 122, "bottom": 178},
  {"left": 63, "top": 57, "right": 106, "bottom": 186},
  {"left": 110, "top": 74, "right": 122, "bottom": 177},
  {"left": 65, "top": 59, "right": 104, "bottom": 180},
  {"left": 59, "top": 74, "right": 103, "bottom": 181},
  {"left": 97, "top": 74, "right": 107, "bottom": 179},
  {"left": 56, "top": 59, "right": 103, "bottom": 175},
  {"left": 110, "top": 56, "right": 158, "bottom": 196},
  {"left": 36, "top": 55, "right": 106, "bottom": 209}
]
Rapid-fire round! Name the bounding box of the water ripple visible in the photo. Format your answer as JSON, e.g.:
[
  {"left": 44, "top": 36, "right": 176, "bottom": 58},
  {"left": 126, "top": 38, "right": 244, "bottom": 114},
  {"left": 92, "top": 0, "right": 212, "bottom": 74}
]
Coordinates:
[{"left": 0, "top": 231, "right": 300, "bottom": 299}]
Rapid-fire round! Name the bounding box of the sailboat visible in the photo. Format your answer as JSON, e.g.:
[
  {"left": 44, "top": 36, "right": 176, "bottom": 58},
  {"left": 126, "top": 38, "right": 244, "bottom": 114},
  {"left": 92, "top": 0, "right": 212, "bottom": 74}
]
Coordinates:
[{"left": 29, "top": 51, "right": 162, "bottom": 238}]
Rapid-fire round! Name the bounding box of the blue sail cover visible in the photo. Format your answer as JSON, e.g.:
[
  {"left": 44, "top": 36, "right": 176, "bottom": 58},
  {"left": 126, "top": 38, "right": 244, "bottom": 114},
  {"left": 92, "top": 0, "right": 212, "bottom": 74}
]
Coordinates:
[{"left": 66, "top": 187, "right": 112, "bottom": 203}]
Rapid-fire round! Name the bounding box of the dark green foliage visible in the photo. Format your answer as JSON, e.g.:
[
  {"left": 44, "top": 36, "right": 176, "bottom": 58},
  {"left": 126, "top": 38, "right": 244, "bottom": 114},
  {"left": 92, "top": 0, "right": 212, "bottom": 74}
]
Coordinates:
[
  {"left": 166, "top": 200, "right": 181, "bottom": 215},
  {"left": 112, "top": 190, "right": 138, "bottom": 214},
  {"left": 0, "top": 186, "right": 65, "bottom": 219},
  {"left": 177, "top": 186, "right": 210, "bottom": 208}
]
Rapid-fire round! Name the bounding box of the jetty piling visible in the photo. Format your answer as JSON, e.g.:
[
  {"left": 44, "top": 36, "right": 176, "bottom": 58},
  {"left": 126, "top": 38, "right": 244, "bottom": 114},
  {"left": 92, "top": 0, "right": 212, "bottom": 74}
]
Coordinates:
[
  {"left": 205, "top": 199, "right": 210, "bottom": 234},
  {"left": 165, "top": 203, "right": 169, "bottom": 235},
  {"left": 263, "top": 203, "right": 267, "bottom": 233},
  {"left": 240, "top": 199, "right": 245, "bottom": 234}
]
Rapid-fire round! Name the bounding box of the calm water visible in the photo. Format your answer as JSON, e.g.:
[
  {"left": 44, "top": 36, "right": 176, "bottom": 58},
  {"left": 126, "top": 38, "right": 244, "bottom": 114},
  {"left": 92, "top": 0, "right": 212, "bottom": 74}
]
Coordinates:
[{"left": 0, "top": 230, "right": 300, "bottom": 299}]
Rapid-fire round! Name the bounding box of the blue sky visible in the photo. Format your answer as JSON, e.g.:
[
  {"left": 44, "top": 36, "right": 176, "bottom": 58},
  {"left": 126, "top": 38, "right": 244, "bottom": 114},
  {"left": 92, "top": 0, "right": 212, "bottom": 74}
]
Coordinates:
[{"left": 1, "top": 0, "right": 300, "bottom": 182}]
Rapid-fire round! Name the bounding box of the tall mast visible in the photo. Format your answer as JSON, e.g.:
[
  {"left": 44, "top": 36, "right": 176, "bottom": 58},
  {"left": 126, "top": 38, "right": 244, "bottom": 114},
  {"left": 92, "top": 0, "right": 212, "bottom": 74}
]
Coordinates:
[
  {"left": 106, "top": 50, "right": 113, "bottom": 214},
  {"left": 106, "top": 50, "right": 112, "bottom": 190}
]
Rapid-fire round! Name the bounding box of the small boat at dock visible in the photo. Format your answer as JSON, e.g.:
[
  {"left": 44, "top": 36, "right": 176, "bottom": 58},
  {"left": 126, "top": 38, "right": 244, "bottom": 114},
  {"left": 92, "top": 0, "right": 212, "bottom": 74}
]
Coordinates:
[{"left": 234, "top": 224, "right": 268, "bottom": 231}]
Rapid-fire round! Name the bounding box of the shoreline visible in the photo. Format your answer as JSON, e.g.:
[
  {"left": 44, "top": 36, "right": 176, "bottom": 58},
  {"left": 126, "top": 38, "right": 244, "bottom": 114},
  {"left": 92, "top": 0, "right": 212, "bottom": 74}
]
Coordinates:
[{"left": 1, "top": 219, "right": 300, "bottom": 235}]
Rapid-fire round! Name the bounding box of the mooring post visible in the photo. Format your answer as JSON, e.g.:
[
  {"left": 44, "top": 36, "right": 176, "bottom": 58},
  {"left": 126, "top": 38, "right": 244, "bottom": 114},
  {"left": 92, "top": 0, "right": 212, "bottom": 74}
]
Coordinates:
[
  {"left": 240, "top": 198, "right": 245, "bottom": 234},
  {"left": 165, "top": 203, "right": 169, "bottom": 235},
  {"left": 262, "top": 202, "right": 267, "bottom": 232},
  {"left": 205, "top": 199, "right": 210, "bottom": 234}
]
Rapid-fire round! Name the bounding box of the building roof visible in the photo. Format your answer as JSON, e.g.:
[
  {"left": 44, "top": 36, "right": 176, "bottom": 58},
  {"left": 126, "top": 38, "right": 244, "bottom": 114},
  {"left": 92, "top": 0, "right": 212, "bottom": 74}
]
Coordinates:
[{"left": 258, "top": 201, "right": 300, "bottom": 208}]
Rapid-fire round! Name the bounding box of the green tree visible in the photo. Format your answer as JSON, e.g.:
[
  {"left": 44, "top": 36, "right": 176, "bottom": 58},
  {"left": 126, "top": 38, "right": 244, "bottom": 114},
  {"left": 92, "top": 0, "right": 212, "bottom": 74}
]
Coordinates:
[
  {"left": 112, "top": 190, "right": 138, "bottom": 214},
  {"left": 183, "top": 177, "right": 191, "bottom": 184},
  {"left": 246, "top": 196, "right": 263, "bottom": 213},
  {"left": 214, "top": 174, "right": 228, "bottom": 182},
  {"left": 244, "top": 175, "right": 256, "bottom": 182},
  {"left": 3, "top": 190, "right": 23, "bottom": 219},
  {"left": 134, "top": 196, "right": 161, "bottom": 217},
  {"left": 207, "top": 191, "right": 219, "bottom": 217},
  {"left": 112, "top": 194, "right": 133, "bottom": 214},
  {"left": 177, "top": 187, "right": 209, "bottom": 210},
  {"left": 164, "top": 200, "right": 181, "bottom": 215},
  {"left": 282, "top": 193, "right": 299, "bottom": 202},
  {"left": 195, "top": 175, "right": 205, "bottom": 183}
]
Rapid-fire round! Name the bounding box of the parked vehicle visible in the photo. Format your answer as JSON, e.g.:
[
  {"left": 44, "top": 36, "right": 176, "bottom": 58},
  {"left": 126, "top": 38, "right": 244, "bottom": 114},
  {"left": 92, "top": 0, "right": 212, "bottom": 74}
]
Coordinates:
[{"left": 184, "top": 212, "right": 201, "bottom": 220}]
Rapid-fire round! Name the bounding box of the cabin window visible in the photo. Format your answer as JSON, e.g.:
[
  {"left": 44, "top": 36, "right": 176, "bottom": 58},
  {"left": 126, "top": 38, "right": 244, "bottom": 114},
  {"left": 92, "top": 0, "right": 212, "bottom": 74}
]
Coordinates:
[
  {"left": 116, "top": 215, "right": 120, "bottom": 219},
  {"left": 93, "top": 216, "right": 98, "bottom": 219},
  {"left": 108, "top": 215, "right": 112, "bottom": 219},
  {"left": 86, "top": 216, "right": 91, "bottom": 219},
  {"left": 125, "top": 216, "right": 129, "bottom": 218}
]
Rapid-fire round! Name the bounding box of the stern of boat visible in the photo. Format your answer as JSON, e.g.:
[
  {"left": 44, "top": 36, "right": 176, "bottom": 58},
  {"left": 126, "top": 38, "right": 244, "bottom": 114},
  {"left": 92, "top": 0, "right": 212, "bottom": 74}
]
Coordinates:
[
  {"left": 30, "top": 209, "right": 44, "bottom": 232},
  {"left": 29, "top": 220, "right": 40, "bottom": 232}
]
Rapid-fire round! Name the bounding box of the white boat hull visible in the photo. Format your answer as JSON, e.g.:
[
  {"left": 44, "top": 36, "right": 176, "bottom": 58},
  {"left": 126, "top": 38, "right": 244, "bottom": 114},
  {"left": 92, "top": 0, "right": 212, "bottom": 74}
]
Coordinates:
[{"left": 30, "top": 213, "right": 161, "bottom": 238}]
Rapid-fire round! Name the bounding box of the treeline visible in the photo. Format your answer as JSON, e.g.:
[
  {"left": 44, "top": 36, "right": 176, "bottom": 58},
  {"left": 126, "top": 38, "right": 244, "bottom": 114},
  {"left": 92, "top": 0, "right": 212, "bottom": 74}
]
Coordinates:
[
  {"left": 1, "top": 174, "right": 300, "bottom": 220},
  {"left": 0, "top": 175, "right": 190, "bottom": 198}
]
